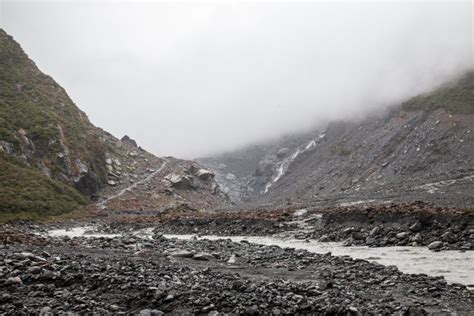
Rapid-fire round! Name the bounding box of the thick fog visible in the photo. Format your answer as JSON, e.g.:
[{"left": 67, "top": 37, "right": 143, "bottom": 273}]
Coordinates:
[{"left": 1, "top": 1, "right": 472, "bottom": 158}]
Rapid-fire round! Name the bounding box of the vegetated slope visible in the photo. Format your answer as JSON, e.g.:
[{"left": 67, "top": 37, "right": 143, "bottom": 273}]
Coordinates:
[
  {"left": 200, "top": 71, "right": 474, "bottom": 208},
  {"left": 401, "top": 71, "right": 474, "bottom": 114},
  {"left": 0, "top": 152, "right": 87, "bottom": 217},
  {"left": 0, "top": 29, "right": 229, "bottom": 216},
  {"left": 0, "top": 28, "right": 109, "bottom": 216}
]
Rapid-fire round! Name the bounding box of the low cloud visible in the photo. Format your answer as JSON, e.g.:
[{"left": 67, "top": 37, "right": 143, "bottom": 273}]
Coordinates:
[{"left": 1, "top": 1, "right": 472, "bottom": 158}]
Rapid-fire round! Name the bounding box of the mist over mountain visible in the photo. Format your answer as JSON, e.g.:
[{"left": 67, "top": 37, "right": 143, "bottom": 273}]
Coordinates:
[
  {"left": 0, "top": 29, "right": 229, "bottom": 217},
  {"left": 199, "top": 71, "right": 474, "bottom": 208},
  {"left": 2, "top": 2, "right": 474, "bottom": 314},
  {"left": 2, "top": 1, "right": 472, "bottom": 158}
]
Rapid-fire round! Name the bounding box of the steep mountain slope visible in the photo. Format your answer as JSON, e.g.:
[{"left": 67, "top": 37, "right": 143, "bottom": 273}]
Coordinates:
[
  {"left": 200, "top": 72, "right": 474, "bottom": 208},
  {"left": 198, "top": 132, "right": 315, "bottom": 203},
  {"left": 0, "top": 151, "right": 87, "bottom": 216},
  {"left": 0, "top": 29, "right": 229, "bottom": 216},
  {"left": 0, "top": 29, "right": 112, "bottom": 195}
]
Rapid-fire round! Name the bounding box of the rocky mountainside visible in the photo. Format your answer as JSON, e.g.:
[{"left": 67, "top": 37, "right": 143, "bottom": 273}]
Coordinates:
[
  {"left": 0, "top": 29, "right": 228, "bottom": 217},
  {"left": 96, "top": 133, "right": 229, "bottom": 213},
  {"left": 199, "top": 72, "right": 474, "bottom": 208}
]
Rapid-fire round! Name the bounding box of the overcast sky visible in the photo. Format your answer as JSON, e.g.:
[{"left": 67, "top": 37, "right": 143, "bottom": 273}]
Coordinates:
[{"left": 1, "top": 1, "right": 472, "bottom": 158}]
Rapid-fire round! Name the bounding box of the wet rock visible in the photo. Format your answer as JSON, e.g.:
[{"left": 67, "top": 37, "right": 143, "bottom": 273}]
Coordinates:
[
  {"left": 342, "top": 238, "right": 353, "bottom": 247},
  {"left": 428, "top": 241, "right": 443, "bottom": 250},
  {"left": 110, "top": 304, "right": 120, "bottom": 311},
  {"left": 412, "top": 233, "right": 423, "bottom": 243},
  {"left": 365, "top": 237, "right": 377, "bottom": 246},
  {"left": 165, "top": 173, "right": 194, "bottom": 190},
  {"left": 39, "top": 307, "right": 52, "bottom": 316},
  {"left": 460, "top": 243, "right": 472, "bottom": 250},
  {"left": 343, "top": 227, "right": 356, "bottom": 234},
  {"left": 370, "top": 226, "right": 382, "bottom": 237},
  {"left": 396, "top": 232, "right": 409, "bottom": 239},
  {"left": 170, "top": 250, "right": 194, "bottom": 258},
  {"left": 232, "top": 280, "right": 245, "bottom": 291},
  {"left": 352, "top": 232, "right": 366, "bottom": 241},
  {"left": 196, "top": 169, "right": 214, "bottom": 180},
  {"left": 164, "top": 294, "right": 174, "bottom": 302},
  {"left": 319, "top": 234, "right": 331, "bottom": 242},
  {"left": 227, "top": 254, "right": 237, "bottom": 264},
  {"left": 409, "top": 221, "right": 422, "bottom": 232},
  {"left": 272, "top": 307, "right": 282, "bottom": 315},
  {"left": 6, "top": 276, "right": 22, "bottom": 285},
  {"left": 193, "top": 252, "right": 214, "bottom": 261},
  {"left": 441, "top": 231, "right": 454, "bottom": 243},
  {"left": 0, "top": 293, "right": 11, "bottom": 303},
  {"left": 404, "top": 306, "right": 428, "bottom": 315},
  {"left": 202, "top": 304, "right": 217, "bottom": 313},
  {"left": 139, "top": 309, "right": 164, "bottom": 316}
]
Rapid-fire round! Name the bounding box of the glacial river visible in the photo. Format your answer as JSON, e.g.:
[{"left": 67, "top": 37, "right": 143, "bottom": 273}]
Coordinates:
[{"left": 47, "top": 227, "right": 474, "bottom": 289}]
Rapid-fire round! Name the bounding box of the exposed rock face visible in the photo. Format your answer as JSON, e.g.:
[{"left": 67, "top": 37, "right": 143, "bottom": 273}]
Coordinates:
[
  {"left": 121, "top": 135, "right": 138, "bottom": 148},
  {"left": 255, "top": 159, "right": 275, "bottom": 177},
  {"left": 74, "top": 171, "right": 100, "bottom": 199},
  {"left": 199, "top": 73, "right": 474, "bottom": 208},
  {"left": 100, "top": 156, "right": 229, "bottom": 212}
]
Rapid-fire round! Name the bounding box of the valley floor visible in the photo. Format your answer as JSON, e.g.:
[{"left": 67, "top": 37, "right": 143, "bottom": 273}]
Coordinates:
[{"left": 1, "top": 201, "right": 473, "bottom": 314}]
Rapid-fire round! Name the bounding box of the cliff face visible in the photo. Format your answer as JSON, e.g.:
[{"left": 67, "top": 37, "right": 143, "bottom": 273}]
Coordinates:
[
  {"left": 200, "top": 72, "right": 474, "bottom": 208},
  {"left": 0, "top": 29, "right": 229, "bottom": 216},
  {"left": 0, "top": 29, "right": 108, "bottom": 198}
]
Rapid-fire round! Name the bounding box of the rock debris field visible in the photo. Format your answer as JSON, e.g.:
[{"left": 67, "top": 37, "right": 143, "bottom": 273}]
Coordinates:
[{"left": 0, "top": 220, "right": 473, "bottom": 315}]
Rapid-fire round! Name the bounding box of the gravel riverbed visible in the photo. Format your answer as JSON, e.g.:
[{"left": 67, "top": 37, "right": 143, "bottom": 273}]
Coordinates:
[{"left": 0, "top": 224, "right": 473, "bottom": 315}]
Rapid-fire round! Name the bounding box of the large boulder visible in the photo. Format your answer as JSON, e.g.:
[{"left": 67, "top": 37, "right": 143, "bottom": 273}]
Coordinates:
[
  {"left": 428, "top": 241, "right": 443, "bottom": 250},
  {"left": 196, "top": 168, "right": 214, "bottom": 180},
  {"left": 170, "top": 250, "right": 194, "bottom": 258},
  {"left": 164, "top": 173, "right": 194, "bottom": 190}
]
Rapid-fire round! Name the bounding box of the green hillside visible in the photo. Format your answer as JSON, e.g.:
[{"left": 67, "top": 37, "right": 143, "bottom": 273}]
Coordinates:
[
  {"left": 0, "top": 152, "right": 87, "bottom": 219},
  {"left": 0, "top": 28, "right": 108, "bottom": 216},
  {"left": 402, "top": 71, "right": 474, "bottom": 114}
]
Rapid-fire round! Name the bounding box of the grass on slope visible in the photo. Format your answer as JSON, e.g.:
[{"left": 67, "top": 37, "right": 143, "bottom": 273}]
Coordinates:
[
  {"left": 0, "top": 152, "right": 88, "bottom": 220},
  {"left": 0, "top": 28, "right": 108, "bottom": 187},
  {"left": 402, "top": 71, "right": 474, "bottom": 114}
]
